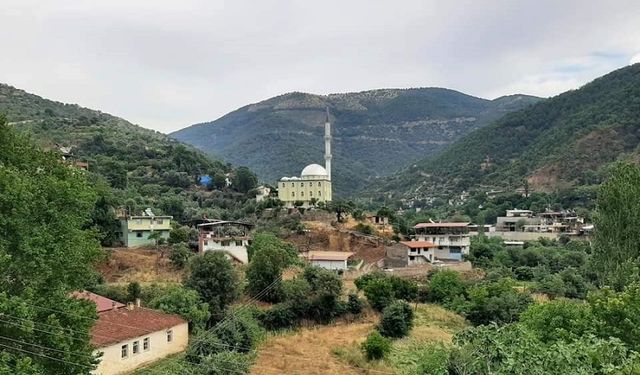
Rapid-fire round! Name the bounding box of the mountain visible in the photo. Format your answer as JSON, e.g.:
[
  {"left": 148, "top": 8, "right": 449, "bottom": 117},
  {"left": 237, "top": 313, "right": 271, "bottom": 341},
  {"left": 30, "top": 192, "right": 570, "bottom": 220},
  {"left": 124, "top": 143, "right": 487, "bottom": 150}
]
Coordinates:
[
  {"left": 171, "top": 89, "right": 541, "bottom": 196},
  {"left": 376, "top": 64, "right": 640, "bottom": 203}
]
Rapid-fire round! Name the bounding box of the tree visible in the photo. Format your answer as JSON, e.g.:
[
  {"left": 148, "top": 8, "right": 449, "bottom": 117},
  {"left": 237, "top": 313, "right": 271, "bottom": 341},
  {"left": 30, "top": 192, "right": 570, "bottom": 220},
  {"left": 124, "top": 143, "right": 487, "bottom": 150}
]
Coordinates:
[
  {"left": 232, "top": 167, "right": 257, "bottom": 194},
  {"left": 520, "top": 299, "right": 596, "bottom": 343},
  {"left": 168, "top": 226, "right": 190, "bottom": 245},
  {"left": 245, "top": 234, "right": 298, "bottom": 302},
  {"left": 427, "top": 270, "right": 466, "bottom": 305},
  {"left": 169, "top": 243, "right": 193, "bottom": 268},
  {"left": 592, "top": 163, "right": 640, "bottom": 289},
  {"left": 186, "top": 252, "right": 240, "bottom": 318},
  {"left": 378, "top": 300, "right": 414, "bottom": 338},
  {"left": 364, "top": 278, "right": 395, "bottom": 311},
  {"left": 327, "top": 200, "right": 356, "bottom": 222},
  {"left": 149, "top": 285, "right": 210, "bottom": 331},
  {"left": 127, "top": 281, "right": 142, "bottom": 301},
  {"left": 588, "top": 284, "right": 640, "bottom": 350},
  {"left": 0, "top": 116, "right": 102, "bottom": 374}
]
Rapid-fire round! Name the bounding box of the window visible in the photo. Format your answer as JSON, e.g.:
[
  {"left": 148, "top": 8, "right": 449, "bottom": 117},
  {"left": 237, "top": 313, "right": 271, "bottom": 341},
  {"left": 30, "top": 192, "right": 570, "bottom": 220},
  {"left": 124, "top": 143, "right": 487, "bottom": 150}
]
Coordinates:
[
  {"left": 235, "top": 240, "right": 243, "bottom": 246},
  {"left": 143, "top": 338, "right": 150, "bottom": 351},
  {"left": 135, "top": 219, "right": 142, "bottom": 225},
  {"left": 292, "top": 192, "right": 295, "bottom": 197},
  {"left": 301, "top": 191, "right": 304, "bottom": 197},
  {"left": 301, "top": 183, "right": 304, "bottom": 187},
  {"left": 318, "top": 182, "right": 321, "bottom": 186},
  {"left": 121, "top": 344, "right": 128, "bottom": 358},
  {"left": 136, "top": 232, "right": 143, "bottom": 238},
  {"left": 310, "top": 191, "right": 313, "bottom": 196},
  {"left": 132, "top": 341, "right": 139, "bottom": 354},
  {"left": 222, "top": 240, "right": 230, "bottom": 247},
  {"left": 318, "top": 191, "right": 321, "bottom": 196},
  {"left": 167, "top": 330, "right": 173, "bottom": 343},
  {"left": 156, "top": 219, "right": 164, "bottom": 225},
  {"left": 203, "top": 240, "right": 208, "bottom": 246},
  {"left": 291, "top": 183, "right": 294, "bottom": 187},
  {"left": 281, "top": 183, "right": 285, "bottom": 188}
]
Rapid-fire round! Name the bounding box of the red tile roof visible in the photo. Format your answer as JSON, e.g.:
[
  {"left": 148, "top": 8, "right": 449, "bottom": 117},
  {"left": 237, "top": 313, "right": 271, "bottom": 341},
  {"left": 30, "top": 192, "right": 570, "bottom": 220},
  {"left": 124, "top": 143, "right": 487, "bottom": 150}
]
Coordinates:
[
  {"left": 91, "top": 307, "right": 186, "bottom": 347},
  {"left": 71, "top": 291, "right": 124, "bottom": 313},
  {"left": 400, "top": 241, "right": 437, "bottom": 249},
  {"left": 414, "top": 222, "right": 470, "bottom": 228}
]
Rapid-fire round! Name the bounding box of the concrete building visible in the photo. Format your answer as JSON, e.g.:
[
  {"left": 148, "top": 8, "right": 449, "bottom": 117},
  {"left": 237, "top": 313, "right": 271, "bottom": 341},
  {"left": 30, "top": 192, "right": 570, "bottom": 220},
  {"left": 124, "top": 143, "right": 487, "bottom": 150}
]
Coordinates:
[
  {"left": 495, "top": 209, "right": 539, "bottom": 232},
  {"left": 255, "top": 185, "right": 271, "bottom": 202},
  {"left": 119, "top": 210, "right": 172, "bottom": 248},
  {"left": 278, "top": 108, "right": 332, "bottom": 207},
  {"left": 401, "top": 241, "right": 438, "bottom": 265},
  {"left": 73, "top": 292, "right": 188, "bottom": 375},
  {"left": 412, "top": 222, "right": 470, "bottom": 261},
  {"left": 198, "top": 220, "right": 253, "bottom": 264},
  {"left": 307, "top": 251, "right": 354, "bottom": 271}
]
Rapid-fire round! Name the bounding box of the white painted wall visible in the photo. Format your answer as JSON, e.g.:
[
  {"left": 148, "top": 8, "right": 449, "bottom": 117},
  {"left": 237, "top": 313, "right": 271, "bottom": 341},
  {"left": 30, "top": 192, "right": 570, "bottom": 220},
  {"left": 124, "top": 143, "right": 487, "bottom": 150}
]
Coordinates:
[
  {"left": 93, "top": 322, "right": 188, "bottom": 375},
  {"left": 311, "top": 259, "right": 347, "bottom": 270}
]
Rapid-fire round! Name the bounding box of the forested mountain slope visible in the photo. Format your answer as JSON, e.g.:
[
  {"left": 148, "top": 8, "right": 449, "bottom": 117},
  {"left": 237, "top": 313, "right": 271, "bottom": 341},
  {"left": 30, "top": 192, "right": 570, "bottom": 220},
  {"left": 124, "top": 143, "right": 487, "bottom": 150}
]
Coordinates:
[
  {"left": 172, "top": 88, "right": 540, "bottom": 196},
  {"left": 377, "top": 64, "right": 640, "bottom": 203}
]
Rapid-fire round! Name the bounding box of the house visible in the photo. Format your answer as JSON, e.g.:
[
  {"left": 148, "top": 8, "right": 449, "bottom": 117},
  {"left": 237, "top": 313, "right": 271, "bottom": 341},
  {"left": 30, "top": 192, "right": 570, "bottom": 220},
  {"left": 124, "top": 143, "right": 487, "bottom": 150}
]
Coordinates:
[
  {"left": 495, "top": 209, "right": 539, "bottom": 232},
  {"left": 72, "top": 292, "right": 188, "bottom": 375},
  {"left": 119, "top": 209, "right": 172, "bottom": 248},
  {"left": 255, "top": 185, "right": 271, "bottom": 202},
  {"left": 400, "top": 241, "right": 438, "bottom": 266},
  {"left": 306, "top": 251, "right": 354, "bottom": 271},
  {"left": 198, "top": 220, "right": 253, "bottom": 264},
  {"left": 364, "top": 214, "right": 389, "bottom": 227},
  {"left": 412, "top": 222, "right": 470, "bottom": 261}
]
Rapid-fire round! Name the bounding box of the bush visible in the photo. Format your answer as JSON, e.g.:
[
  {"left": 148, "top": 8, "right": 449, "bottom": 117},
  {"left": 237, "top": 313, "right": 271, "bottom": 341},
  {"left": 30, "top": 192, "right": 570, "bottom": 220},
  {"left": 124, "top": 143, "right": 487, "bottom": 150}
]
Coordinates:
[
  {"left": 215, "top": 308, "right": 265, "bottom": 353},
  {"left": 185, "top": 331, "right": 224, "bottom": 363},
  {"left": 416, "top": 344, "right": 450, "bottom": 375},
  {"left": 463, "top": 278, "right": 532, "bottom": 326},
  {"left": 354, "top": 271, "right": 386, "bottom": 290},
  {"left": 520, "top": 299, "right": 596, "bottom": 343},
  {"left": 196, "top": 351, "right": 253, "bottom": 375},
  {"left": 169, "top": 243, "right": 193, "bottom": 268},
  {"left": 364, "top": 278, "right": 395, "bottom": 311},
  {"left": 148, "top": 285, "right": 210, "bottom": 331},
  {"left": 346, "top": 293, "right": 364, "bottom": 315},
  {"left": 354, "top": 223, "right": 374, "bottom": 235},
  {"left": 388, "top": 276, "right": 419, "bottom": 301},
  {"left": 361, "top": 331, "right": 391, "bottom": 360},
  {"left": 427, "top": 270, "right": 466, "bottom": 305},
  {"left": 186, "top": 251, "right": 240, "bottom": 317},
  {"left": 259, "top": 303, "right": 298, "bottom": 330},
  {"left": 378, "top": 300, "right": 414, "bottom": 338}
]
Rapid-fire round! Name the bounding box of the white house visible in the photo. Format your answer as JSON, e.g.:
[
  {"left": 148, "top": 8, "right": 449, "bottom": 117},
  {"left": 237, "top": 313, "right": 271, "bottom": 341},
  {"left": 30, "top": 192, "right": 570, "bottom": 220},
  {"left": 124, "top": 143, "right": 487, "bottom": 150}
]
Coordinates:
[
  {"left": 73, "top": 292, "right": 188, "bottom": 375},
  {"left": 307, "top": 251, "right": 354, "bottom": 271},
  {"left": 400, "top": 241, "right": 438, "bottom": 266},
  {"left": 412, "top": 222, "right": 470, "bottom": 261},
  {"left": 198, "top": 220, "right": 253, "bottom": 264}
]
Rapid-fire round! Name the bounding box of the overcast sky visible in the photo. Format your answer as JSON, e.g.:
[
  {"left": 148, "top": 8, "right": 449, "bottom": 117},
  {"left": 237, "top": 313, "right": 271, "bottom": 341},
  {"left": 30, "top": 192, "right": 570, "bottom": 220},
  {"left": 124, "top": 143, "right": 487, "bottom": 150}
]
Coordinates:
[{"left": 2, "top": 0, "right": 640, "bottom": 133}]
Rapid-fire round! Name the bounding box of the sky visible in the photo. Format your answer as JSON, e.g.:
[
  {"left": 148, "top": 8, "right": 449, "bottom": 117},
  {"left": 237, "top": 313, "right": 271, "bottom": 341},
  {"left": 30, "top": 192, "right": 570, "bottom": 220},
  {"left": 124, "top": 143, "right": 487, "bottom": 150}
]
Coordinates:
[{"left": 1, "top": 0, "right": 640, "bottom": 133}]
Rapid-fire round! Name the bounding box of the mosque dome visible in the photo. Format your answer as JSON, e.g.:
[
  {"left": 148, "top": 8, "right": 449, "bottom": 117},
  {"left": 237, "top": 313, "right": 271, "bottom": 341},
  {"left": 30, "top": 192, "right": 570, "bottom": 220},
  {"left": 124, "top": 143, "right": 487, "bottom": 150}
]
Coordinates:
[{"left": 301, "top": 164, "right": 328, "bottom": 178}]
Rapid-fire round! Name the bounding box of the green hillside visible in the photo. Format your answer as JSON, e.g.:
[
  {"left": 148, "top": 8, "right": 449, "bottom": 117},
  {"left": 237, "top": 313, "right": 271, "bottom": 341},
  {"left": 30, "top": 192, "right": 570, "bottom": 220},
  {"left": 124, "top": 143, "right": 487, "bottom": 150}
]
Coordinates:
[
  {"left": 171, "top": 89, "right": 540, "bottom": 196},
  {"left": 0, "top": 84, "right": 258, "bottom": 244},
  {"left": 377, "top": 64, "right": 640, "bottom": 204}
]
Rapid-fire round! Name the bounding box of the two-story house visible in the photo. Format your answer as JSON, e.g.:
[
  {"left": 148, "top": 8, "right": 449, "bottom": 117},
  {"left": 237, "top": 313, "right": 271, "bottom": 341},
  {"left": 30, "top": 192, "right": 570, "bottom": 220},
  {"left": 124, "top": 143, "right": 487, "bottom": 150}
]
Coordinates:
[
  {"left": 412, "top": 222, "right": 470, "bottom": 261},
  {"left": 119, "top": 210, "right": 172, "bottom": 248},
  {"left": 198, "top": 220, "right": 253, "bottom": 264}
]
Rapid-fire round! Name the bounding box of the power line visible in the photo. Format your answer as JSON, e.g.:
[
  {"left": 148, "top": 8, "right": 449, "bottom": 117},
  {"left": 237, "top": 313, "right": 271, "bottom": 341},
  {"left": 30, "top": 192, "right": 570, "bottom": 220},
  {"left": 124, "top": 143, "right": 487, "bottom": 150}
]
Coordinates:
[
  {"left": 0, "top": 334, "right": 95, "bottom": 361},
  {"left": 0, "top": 342, "right": 93, "bottom": 369}
]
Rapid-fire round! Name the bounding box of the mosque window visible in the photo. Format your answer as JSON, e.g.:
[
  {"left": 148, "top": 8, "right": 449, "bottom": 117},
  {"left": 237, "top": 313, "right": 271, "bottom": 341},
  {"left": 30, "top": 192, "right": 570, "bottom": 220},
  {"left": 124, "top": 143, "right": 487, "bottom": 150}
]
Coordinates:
[
  {"left": 291, "top": 183, "right": 294, "bottom": 187},
  {"left": 318, "top": 182, "right": 321, "bottom": 186},
  {"left": 310, "top": 191, "right": 313, "bottom": 196},
  {"left": 292, "top": 192, "right": 295, "bottom": 197},
  {"left": 318, "top": 191, "right": 322, "bottom": 196},
  {"left": 301, "top": 192, "right": 304, "bottom": 197},
  {"left": 281, "top": 183, "right": 285, "bottom": 188},
  {"left": 301, "top": 183, "right": 304, "bottom": 187}
]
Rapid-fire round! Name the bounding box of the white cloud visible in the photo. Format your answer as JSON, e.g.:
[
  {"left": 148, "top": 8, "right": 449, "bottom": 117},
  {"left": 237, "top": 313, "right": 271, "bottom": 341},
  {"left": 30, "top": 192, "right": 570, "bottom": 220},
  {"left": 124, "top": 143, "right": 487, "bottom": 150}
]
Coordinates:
[
  {"left": 631, "top": 52, "right": 640, "bottom": 65},
  {"left": 0, "top": 0, "right": 640, "bottom": 132}
]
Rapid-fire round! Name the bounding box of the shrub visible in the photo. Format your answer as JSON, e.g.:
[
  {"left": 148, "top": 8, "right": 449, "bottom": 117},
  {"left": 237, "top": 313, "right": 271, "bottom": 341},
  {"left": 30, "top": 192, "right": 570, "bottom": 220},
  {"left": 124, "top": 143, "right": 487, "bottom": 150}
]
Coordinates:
[
  {"left": 215, "top": 308, "right": 265, "bottom": 353},
  {"left": 415, "top": 344, "right": 450, "bottom": 375},
  {"left": 388, "top": 276, "right": 419, "bottom": 301},
  {"left": 259, "top": 303, "right": 298, "bottom": 330},
  {"left": 361, "top": 331, "right": 391, "bottom": 360},
  {"left": 185, "top": 331, "right": 224, "bottom": 363},
  {"left": 354, "top": 271, "right": 386, "bottom": 290},
  {"left": 427, "top": 270, "right": 466, "bottom": 305},
  {"left": 364, "top": 278, "right": 395, "bottom": 311},
  {"left": 196, "top": 351, "right": 253, "bottom": 375},
  {"left": 148, "top": 285, "right": 210, "bottom": 331},
  {"left": 354, "top": 223, "right": 374, "bottom": 235},
  {"left": 169, "top": 243, "right": 193, "bottom": 268},
  {"left": 346, "top": 293, "right": 364, "bottom": 315},
  {"left": 127, "top": 281, "right": 141, "bottom": 301},
  {"left": 463, "top": 278, "right": 532, "bottom": 326},
  {"left": 378, "top": 300, "right": 414, "bottom": 338},
  {"left": 520, "top": 299, "right": 596, "bottom": 343}
]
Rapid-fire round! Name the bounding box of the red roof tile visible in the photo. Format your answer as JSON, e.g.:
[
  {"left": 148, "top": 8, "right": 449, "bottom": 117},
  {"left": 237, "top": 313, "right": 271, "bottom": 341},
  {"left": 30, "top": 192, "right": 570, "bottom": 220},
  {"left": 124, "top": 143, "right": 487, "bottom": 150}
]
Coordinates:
[
  {"left": 400, "top": 241, "right": 437, "bottom": 249},
  {"left": 91, "top": 307, "right": 186, "bottom": 347},
  {"left": 71, "top": 291, "right": 124, "bottom": 313},
  {"left": 414, "top": 222, "right": 470, "bottom": 228}
]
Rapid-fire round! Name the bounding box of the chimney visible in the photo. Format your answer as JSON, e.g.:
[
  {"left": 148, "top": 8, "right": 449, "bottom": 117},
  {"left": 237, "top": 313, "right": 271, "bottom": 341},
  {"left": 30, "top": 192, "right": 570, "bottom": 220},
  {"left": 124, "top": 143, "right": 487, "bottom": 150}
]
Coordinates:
[
  {"left": 112, "top": 301, "right": 118, "bottom": 311},
  {"left": 135, "top": 298, "right": 141, "bottom": 308},
  {"left": 127, "top": 302, "right": 134, "bottom": 311}
]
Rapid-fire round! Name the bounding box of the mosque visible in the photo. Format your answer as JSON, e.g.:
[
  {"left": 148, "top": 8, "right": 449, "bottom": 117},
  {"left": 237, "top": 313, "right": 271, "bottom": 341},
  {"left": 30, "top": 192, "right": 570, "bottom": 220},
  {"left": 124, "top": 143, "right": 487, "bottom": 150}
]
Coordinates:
[{"left": 277, "top": 108, "right": 333, "bottom": 207}]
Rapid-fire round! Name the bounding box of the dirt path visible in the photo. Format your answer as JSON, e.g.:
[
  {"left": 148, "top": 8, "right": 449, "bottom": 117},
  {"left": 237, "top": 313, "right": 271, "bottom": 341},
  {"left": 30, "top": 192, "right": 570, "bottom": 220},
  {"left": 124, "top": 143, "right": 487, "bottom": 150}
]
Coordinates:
[{"left": 251, "top": 320, "right": 378, "bottom": 375}]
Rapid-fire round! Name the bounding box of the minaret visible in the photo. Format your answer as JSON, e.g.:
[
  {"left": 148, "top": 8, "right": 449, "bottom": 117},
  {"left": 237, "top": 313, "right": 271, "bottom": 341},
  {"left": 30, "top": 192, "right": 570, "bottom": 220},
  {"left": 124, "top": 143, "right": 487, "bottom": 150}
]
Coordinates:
[{"left": 324, "top": 107, "right": 332, "bottom": 180}]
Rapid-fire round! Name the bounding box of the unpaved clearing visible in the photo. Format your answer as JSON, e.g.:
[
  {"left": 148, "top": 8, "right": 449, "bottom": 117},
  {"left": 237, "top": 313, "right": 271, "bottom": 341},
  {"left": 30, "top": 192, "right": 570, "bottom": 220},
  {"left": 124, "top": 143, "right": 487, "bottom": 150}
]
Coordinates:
[{"left": 97, "top": 247, "right": 184, "bottom": 283}]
